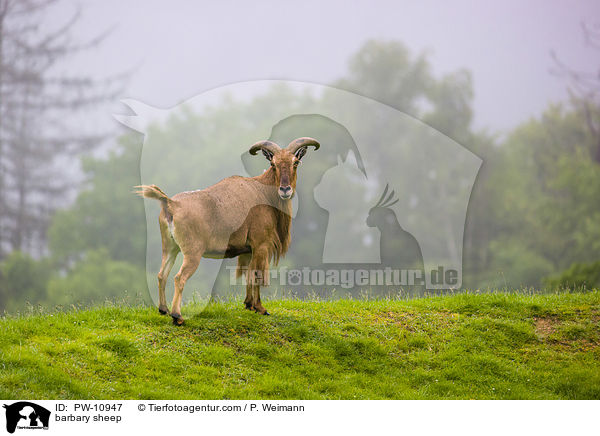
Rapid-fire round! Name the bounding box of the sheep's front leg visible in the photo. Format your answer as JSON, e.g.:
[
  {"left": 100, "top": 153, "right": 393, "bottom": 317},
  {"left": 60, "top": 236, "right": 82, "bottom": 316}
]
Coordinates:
[
  {"left": 248, "top": 245, "right": 270, "bottom": 315},
  {"left": 236, "top": 254, "right": 252, "bottom": 309}
]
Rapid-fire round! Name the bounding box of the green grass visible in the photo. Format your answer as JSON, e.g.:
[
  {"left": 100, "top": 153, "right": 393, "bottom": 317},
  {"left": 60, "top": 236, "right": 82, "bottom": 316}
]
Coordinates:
[{"left": 1, "top": 291, "right": 599, "bottom": 399}]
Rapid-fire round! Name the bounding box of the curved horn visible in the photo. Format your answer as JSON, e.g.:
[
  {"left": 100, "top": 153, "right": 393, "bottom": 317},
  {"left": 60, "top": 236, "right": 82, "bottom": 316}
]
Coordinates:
[
  {"left": 286, "top": 137, "right": 320, "bottom": 156},
  {"left": 249, "top": 140, "right": 282, "bottom": 160}
]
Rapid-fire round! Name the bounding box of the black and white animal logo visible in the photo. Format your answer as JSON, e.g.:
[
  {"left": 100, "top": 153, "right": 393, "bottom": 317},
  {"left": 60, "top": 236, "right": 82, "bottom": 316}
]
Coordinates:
[{"left": 3, "top": 402, "right": 50, "bottom": 434}]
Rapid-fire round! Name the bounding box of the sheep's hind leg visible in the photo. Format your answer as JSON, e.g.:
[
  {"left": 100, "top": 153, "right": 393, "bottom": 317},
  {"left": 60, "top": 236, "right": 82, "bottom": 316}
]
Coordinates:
[
  {"left": 157, "top": 220, "right": 180, "bottom": 315},
  {"left": 170, "top": 250, "right": 202, "bottom": 326},
  {"left": 157, "top": 246, "right": 179, "bottom": 315}
]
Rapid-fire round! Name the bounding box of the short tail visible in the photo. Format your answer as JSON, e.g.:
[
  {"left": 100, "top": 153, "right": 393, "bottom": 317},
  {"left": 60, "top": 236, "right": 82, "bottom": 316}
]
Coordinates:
[{"left": 134, "top": 185, "right": 174, "bottom": 219}]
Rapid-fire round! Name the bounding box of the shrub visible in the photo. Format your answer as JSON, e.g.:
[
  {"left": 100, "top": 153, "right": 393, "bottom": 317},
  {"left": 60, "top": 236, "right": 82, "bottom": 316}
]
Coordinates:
[
  {"left": 0, "top": 252, "right": 52, "bottom": 313},
  {"left": 544, "top": 260, "right": 600, "bottom": 290},
  {"left": 46, "top": 249, "right": 150, "bottom": 307}
]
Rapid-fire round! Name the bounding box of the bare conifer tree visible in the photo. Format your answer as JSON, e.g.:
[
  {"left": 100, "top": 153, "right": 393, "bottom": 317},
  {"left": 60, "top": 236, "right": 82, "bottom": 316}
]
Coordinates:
[
  {"left": 0, "top": 0, "right": 123, "bottom": 258},
  {"left": 551, "top": 22, "right": 600, "bottom": 163}
]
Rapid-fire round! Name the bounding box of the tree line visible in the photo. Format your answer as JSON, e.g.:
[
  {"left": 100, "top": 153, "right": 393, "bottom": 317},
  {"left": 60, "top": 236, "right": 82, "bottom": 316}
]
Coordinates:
[{"left": 1, "top": 2, "right": 598, "bottom": 312}]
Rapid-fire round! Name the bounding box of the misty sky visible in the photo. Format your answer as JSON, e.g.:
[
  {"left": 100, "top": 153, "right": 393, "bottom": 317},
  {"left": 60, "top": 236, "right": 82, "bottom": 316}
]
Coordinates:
[{"left": 48, "top": 0, "right": 599, "bottom": 134}]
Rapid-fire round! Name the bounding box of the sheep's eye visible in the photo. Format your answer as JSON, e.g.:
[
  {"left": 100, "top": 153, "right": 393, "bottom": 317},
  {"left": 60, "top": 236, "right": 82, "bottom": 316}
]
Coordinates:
[{"left": 270, "top": 162, "right": 275, "bottom": 168}]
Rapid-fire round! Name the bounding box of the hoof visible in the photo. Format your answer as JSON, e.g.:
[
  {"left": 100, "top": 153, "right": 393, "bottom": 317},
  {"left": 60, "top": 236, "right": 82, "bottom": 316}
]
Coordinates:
[
  {"left": 158, "top": 306, "right": 169, "bottom": 315},
  {"left": 171, "top": 313, "right": 184, "bottom": 326},
  {"left": 253, "top": 308, "right": 270, "bottom": 315}
]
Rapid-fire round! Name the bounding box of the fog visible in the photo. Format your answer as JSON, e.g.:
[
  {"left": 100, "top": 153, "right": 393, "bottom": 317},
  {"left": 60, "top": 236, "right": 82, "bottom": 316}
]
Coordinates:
[
  {"left": 48, "top": 0, "right": 599, "bottom": 132},
  {"left": 2, "top": 0, "right": 600, "bottom": 310}
]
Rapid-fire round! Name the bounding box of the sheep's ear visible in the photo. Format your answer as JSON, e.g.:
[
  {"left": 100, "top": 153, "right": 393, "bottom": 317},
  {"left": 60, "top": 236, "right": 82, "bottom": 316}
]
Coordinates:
[
  {"left": 262, "top": 149, "right": 274, "bottom": 161},
  {"left": 294, "top": 147, "right": 307, "bottom": 160}
]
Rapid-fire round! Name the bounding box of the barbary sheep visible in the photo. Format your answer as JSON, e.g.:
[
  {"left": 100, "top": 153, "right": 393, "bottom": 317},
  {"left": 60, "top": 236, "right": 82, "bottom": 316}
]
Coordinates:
[{"left": 135, "top": 137, "right": 320, "bottom": 325}]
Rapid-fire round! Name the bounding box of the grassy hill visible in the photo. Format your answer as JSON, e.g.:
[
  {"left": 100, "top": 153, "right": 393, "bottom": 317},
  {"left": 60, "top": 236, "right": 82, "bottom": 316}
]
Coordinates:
[{"left": 1, "top": 291, "right": 599, "bottom": 399}]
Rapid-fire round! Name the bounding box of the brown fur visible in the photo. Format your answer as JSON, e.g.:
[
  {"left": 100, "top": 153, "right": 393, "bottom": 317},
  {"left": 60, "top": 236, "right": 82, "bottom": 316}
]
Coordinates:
[
  {"left": 252, "top": 165, "right": 293, "bottom": 265},
  {"left": 134, "top": 137, "right": 318, "bottom": 323}
]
